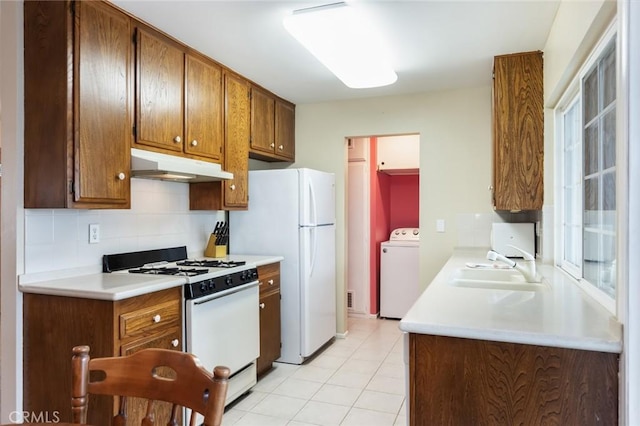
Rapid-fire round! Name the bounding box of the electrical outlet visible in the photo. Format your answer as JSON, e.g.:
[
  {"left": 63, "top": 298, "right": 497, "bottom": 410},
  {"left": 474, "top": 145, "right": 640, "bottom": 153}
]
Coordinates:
[{"left": 89, "top": 224, "right": 100, "bottom": 244}]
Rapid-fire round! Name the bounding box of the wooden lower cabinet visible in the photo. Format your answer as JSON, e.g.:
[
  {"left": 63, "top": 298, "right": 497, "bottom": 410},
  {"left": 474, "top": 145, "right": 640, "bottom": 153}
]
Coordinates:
[
  {"left": 23, "top": 287, "right": 182, "bottom": 425},
  {"left": 408, "top": 333, "right": 618, "bottom": 426},
  {"left": 257, "top": 263, "right": 281, "bottom": 376}
]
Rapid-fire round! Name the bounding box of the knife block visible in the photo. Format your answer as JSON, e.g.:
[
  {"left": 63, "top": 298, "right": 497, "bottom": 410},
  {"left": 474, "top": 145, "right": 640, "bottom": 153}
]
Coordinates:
[{"left": 204, "top": 234, "right": 227, "bottom": 258}]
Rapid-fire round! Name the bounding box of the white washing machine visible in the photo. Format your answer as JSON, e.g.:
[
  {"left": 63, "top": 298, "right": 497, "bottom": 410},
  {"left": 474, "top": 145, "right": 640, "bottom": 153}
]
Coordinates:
[{"left": 380, "top": 227, "right": 420, "bottom": 319}]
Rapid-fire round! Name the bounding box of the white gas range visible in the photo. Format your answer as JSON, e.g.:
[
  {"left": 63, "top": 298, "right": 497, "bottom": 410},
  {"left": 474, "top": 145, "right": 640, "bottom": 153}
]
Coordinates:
[{"left": 103, "top": 246, "right": 260, "bottom": 411}]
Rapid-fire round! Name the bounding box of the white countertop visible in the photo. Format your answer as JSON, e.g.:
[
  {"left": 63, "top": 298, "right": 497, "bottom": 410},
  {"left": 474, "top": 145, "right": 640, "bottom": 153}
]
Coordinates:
[
  {"left": 18, "top": 254, "right": 284, "bottom": 301},
  {"left": 399, "top": 249, "right": 622, "bottom": 353}
]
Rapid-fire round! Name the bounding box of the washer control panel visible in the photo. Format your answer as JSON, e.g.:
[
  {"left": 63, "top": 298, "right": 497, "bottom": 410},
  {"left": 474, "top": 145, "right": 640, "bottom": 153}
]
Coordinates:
[{"left": 389, "top": 228, "right": 420, "bottom": 241}]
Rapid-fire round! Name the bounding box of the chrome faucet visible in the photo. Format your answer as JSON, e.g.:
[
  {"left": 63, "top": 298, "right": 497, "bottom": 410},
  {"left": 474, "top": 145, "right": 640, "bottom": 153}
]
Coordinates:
[{"left": 486, "top": 245, "right": 541, "bottom": 283}]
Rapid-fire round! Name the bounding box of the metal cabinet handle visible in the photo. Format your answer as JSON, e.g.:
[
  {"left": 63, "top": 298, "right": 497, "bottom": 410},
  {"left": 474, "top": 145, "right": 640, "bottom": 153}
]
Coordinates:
[
  {"left": 268, "top": 279, "right": 274, "bottom": 285},
  {"left": 152, "top": 314, "right": 161, "bottom": 323},
  {"left": 278, "top": 145, "right": 284, "bottom": 150},
  {"left": 382, "top": 248, "right": 387, "bottom": 253},
  {"left": 270, "top": 143, "right": 275, "bottom": 148},
  {"left": 259, "top": 303, "right": 265, "bottom": 309},
  {"left": 173, "top": 136, "right": 182, "bottom": 143},
  {"left": 230, "top": 184, "right": 236, "bottom": 191},
  {"left": 171, "top": 339, "right": 179, "bottom": 347},
  {"left": 117, "top": 172, "right": 126, "bottom": 181},
  {"left": 191, "top": 140, "right": 198, "bottom": 147}
]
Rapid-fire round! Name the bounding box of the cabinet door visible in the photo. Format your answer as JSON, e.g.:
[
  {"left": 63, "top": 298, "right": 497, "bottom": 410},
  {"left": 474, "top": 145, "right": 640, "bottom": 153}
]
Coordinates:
[
  {"left": 275, "top": 100, "right": 295, "bottom": 161},
  {"left": 136, "top": 27, "right": 184, "bottom": 152},
  {"left": 185, "top": 54, "right": 223, "bottom": 161},
  {"left": 250, "top": 87, "right": 276, "bottom": 155},
  {"left": 258, "top": 290, "right": 281, "bottom": 375},
  {"left": 492, "top": 51, "right": 543, "bottom": 211},
  {"left": 75, "top": 1, "right": 131, "bottom": 207},
  {"left": 120, "top": 327, "right": 182, "bottom": 425},
  {"left": 224, "top": 73, "right": 250, "bottom": 209}
]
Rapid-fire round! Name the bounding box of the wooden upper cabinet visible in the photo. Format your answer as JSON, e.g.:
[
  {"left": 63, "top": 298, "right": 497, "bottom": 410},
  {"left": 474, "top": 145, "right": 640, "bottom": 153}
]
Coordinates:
[
  {"left": 251, "top": 87, "right": 276, "bottom": 154},
  {"left": 492, "top": 51, "right": 544, "bottom": 211},
  {"left": 275, "top": 100, "right": 296, "bottom": 160},
  {"left": 223, "top": 73, "right": 251, "bottom": 208},
  {"left": 135, "top": 28, "right": 224, "bottom": 163},
  {"left": 250, "top": 86, "right": 295, "bottom": 162},
  {"left": 135, "top": 27, "right": 185, "bottom": 153},
  {"left": 185, "top": 54, "right": 224, "bottom": 161},
  {"left": 24, "top": 0, "right": 131, "bottom": 209}
]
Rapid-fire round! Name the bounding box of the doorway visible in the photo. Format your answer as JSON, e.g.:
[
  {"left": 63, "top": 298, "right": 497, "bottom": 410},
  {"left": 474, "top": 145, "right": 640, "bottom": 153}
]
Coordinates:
[{"left": 346, "top": 134, "right": 420, "bottom": 317}]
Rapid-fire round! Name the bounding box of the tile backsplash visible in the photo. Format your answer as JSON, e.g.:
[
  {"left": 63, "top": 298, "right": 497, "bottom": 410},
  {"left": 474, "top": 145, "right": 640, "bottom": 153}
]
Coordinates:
[
  {"left": 24, "top": 179, "right": 224, "bottom": 274},
  {"left": 456, "top": 212, "right": 497, "bottom": 248},
  {"left": 456, "top": 210, "right": 542, "bottom": 253}
]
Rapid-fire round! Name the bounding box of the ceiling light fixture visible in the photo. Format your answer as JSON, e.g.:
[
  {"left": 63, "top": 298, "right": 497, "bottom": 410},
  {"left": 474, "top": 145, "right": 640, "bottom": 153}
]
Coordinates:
[{"left": 283, "top": 2, "right": 397, "bottom": 89}]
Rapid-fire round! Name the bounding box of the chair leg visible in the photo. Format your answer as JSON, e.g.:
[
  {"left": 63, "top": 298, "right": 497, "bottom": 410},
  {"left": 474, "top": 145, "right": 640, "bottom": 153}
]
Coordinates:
[{"left": 71, "top": 346, "right": 90, "bottom": 424}]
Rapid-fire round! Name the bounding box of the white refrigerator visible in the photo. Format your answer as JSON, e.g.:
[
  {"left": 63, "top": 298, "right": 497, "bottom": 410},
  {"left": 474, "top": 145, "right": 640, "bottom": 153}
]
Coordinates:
[{"left": 230, "top": 168, "right": 336, "bottom": 364}]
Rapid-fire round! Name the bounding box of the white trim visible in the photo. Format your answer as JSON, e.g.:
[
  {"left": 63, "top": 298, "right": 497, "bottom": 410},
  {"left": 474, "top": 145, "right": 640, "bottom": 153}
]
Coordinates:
[
  {"left": 553, "top": 17, "right": 618, "bottom": 315},
  {"left": 618, "top": 0, "right": 639, "bottom": 424},
  {"left": 571, "top": 277, "right": 616, "bottom": 314},
  {"left": 0, "top": 1, "right": 25, "bottom": 420}
]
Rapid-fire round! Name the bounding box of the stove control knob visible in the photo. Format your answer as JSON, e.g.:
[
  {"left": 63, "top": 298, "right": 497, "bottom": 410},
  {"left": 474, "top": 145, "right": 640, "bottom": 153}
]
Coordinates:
[
  {"left": 199, "top": 283, "right": 207, "bottom": 293},
  {"left": 252, "top": 270, "right": 258, "bottom": 279},
  {"left": 225, "top": 276, "right": 233, "bottom": 286},
  {"left": 208, "top": 280, "right": 215, "bottom": 290}
]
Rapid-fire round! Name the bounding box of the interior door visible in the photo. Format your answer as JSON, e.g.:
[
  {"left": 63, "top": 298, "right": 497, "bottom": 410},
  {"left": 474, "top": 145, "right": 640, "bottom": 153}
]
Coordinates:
[{"left": 299, "top": 224, "right": 336, "bottom": 357}]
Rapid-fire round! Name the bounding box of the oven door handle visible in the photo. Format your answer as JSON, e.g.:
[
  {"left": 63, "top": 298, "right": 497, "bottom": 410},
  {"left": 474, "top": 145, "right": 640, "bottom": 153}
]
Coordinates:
[{"left": 192, "top": 281, "right": 259, "bottom": 305}]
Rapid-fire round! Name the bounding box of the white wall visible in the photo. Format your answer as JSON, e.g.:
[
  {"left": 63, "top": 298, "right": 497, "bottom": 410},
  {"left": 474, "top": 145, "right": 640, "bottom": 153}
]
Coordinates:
[{"left": 295, "top": 86, "right": 496, "bottom": 334}]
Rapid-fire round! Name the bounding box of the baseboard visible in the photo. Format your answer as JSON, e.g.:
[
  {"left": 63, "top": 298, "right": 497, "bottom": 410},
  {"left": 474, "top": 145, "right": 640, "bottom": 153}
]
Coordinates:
[
  {"left": 335, "top": 330, "right": 349, "bottom": 339},
  {"left": 347, "top": 312, "right": 380, "bottom": 319}
]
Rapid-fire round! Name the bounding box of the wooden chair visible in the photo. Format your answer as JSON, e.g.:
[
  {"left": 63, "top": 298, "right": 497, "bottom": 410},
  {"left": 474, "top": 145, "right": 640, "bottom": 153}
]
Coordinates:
[{"left": 71, "top": 345, "right": 230, "bottom": 426}]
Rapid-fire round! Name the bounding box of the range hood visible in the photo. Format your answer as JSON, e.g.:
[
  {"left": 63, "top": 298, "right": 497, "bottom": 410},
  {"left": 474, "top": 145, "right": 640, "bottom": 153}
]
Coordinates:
[{"left": 130, "top": 148, "right": 233, "bottom": 183}]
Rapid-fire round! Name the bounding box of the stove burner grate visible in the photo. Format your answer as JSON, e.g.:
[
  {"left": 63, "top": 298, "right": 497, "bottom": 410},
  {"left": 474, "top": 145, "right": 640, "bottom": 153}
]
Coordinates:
[
  {"left": 128, "top": 266, "right": 209, "bottom": 277},
  {"left": 176, "top": 260, "right": 247, "bottom": 268}
]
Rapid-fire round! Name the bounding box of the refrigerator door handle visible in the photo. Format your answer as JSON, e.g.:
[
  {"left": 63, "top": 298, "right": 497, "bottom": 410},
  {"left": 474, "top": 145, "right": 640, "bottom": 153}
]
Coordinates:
[
  {"left": 308, "top": 178, "right": 317, "bottom": 226},
  {"left": 310, "top": 227, "right": 317, "bottom": 276}
]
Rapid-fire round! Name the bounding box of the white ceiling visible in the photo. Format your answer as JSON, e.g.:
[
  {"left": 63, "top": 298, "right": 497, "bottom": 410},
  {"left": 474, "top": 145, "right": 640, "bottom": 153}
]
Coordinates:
[{"left": 112, "top": 0, "right": 561, "bottom": 105}]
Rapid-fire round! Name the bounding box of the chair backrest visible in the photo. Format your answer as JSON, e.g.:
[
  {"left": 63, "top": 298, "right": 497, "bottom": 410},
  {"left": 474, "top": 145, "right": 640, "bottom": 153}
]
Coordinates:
[{"left": 71, "top": 345, "right": 230, "bottom": 426}]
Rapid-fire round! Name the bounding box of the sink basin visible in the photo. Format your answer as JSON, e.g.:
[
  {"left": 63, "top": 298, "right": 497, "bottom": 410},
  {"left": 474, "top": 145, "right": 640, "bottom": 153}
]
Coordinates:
[{"left": 448, "top": 267, "right": 546, "bottom": 291}]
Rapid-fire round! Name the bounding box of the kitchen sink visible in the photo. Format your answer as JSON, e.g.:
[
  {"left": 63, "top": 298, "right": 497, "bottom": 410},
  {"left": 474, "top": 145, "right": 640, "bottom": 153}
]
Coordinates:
[{"left": 448, "top": 267, "right": 546, "bottom": 291}]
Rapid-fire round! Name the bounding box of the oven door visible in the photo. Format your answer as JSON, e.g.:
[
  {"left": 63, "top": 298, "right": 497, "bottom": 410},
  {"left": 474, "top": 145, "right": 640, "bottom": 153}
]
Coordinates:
[{"left": 185, "top": 281, "right": 259, "bottom": 406}]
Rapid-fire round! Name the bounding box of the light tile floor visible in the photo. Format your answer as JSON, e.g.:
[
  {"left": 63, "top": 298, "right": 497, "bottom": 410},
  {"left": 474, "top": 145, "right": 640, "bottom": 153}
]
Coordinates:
[{"left": 223, "top": 317, "right": 407, "bottom": 426}]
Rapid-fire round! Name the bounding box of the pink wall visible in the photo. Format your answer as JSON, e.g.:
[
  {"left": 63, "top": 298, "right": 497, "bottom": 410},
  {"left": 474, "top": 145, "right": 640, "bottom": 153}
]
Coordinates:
[
  {"left": 368, "top": 140, "right": 419, "bottom": 315},
  {"left": 389, "top": 175, "right": 419, "bottom": 229}
]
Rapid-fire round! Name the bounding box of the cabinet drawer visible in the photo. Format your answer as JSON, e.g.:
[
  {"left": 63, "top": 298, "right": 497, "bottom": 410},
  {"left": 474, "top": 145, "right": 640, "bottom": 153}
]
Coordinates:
[
  {"left": 257, "top": 263, "right": 280, "bottom": 295},
  {"left": 120, "top": 326, "right": 182, "bottom": 356},
  {"left": 119, "top": 299, "right": 180, "bottom": 339}
]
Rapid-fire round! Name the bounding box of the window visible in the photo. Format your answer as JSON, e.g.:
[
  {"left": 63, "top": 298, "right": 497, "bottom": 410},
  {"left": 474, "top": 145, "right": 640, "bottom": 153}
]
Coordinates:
[{"left": 558, "top": 35, "right": 617, "bottom": 308}]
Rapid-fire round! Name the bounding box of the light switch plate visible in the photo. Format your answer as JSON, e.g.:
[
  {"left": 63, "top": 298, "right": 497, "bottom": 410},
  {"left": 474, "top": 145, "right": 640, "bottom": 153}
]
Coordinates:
[{"left": 436, "top": 219, "right": 445, "bottom": 233}]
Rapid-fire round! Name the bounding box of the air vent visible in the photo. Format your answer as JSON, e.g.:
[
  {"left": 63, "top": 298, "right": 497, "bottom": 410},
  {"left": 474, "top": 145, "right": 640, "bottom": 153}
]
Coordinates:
[{"left": 347, "top": 290, "right": 354, "bottom": 310}]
